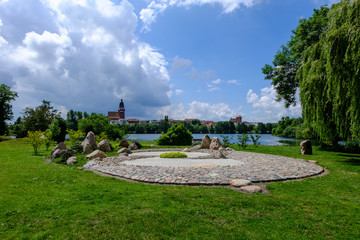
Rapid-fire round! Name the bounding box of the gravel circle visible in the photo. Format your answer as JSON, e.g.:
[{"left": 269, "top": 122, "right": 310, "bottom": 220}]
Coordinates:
[{"left": 83, "top": 149, "right": 324, "bottom": 185}]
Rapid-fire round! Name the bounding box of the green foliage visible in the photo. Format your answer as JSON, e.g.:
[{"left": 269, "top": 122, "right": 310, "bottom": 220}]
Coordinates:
[
  {"left": 250, "top": 135, "right": 261, "bottom": 147},
  {"left": 157, "top": 123, "right": 193, "bottom": 146},
  {"left": 159, "top": 152, "right": 188, "bottom": 158},
  {"left": 66, "top": 109, "right": 83, "bottom": 130},
  {"left": 22, "top": 100, "right": 60, "bottom": 133},
  {"left": 43, "top": 130, "right": 54, "bottom": 151},
  {"left": 0, "top": 84, "right": 18, "bottom": 135},
  {"left": 49, "top": 117, "right": 67, "bottom": 143},
  {"left": 298, "top": 0, "right": 360, "bottom": 143},
  {"left": 105, "top": 124, "right": 127, "bottom": 140},
  {"left": 78, "top": 113, "right": 109, "bottom": 135},
  {"left": 27, "top": 130, "right": 44, "bottom": 155},
  {"left": 67, "top": 129, "right": 84, "bottom": 145},
  {"left": 215, "top": 121, "right": 236, "bottom": 134},
  {"left": 70, "top": 142, "right": 83, "bottom": 154},
  {"left": 237, "top": 134, "right": 249, "bottom": 149},
  {"left": 220, "top": 135, "right": 233, "bottom": 148},
  {"left": 96, "top": 132, "right": 108, "bottom": 144},
  {"left": 59, "top": 149, "right": 74, "bottom": 162},
  {"left": 263, "top": 6, "right": 329, "bottom": 107}
]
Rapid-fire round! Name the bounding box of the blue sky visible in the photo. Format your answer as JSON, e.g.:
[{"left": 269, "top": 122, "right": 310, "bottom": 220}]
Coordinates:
[{"left": 0, "top": 0, "right": 340, "bottom": 123}]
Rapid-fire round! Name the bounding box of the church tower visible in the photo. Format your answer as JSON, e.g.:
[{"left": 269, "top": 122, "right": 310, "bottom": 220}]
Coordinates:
[{"left": 118, "top": 99, "right": 125, "bottom": 119}]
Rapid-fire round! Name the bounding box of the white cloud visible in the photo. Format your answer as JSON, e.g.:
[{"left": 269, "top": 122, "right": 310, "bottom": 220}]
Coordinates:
[
  {"left": 0, "top": 0, "right": 171, "bottom": 118},
  {"left": 211, "top": 78, "right": 222, "bottom": 85},
  {"left": 140, "top": 0, "right": 258, "bottom": 31},
  {"left": 175, "top": 89, "right": 183, "bottom": 95},
  {"left": 157, "top": 101, "right": 241, "bottom": 121},
  {"left": 246, "top": 86, "right": 302, "bottom": 122},
  {"left": 171, "top": 56, "right": 192, "bottom": 71},
  {"left": 227, "top": 80, "right": 241, "bottom": 85}
]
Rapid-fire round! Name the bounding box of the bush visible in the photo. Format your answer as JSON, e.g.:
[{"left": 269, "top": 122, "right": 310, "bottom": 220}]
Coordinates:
[
  {"left": 157, "top": 124, "right": 193, "bottom": 146},
  {"left": 159, "top": 152, "right": 187, "bottom": 158},
  {"left": 67, "top": 129, "right": 84, "bottom": 145},
  {"left": 70, "top": 142, "right": 83, "bottom": 153},
  {"left": 237, "top": 134, "right": 249, "bottom": 149},
  {"left": 220, "top": 135, "right": 233, "bottom": 148},
  {"left": 250, "top": 135, "right": 261, "bottom": 147},
  {"left": 59, "top": 149, "right": 74, "bottom": 163},
  {"left": 27, "top": 131, "right": 44, "bottom": 155}
]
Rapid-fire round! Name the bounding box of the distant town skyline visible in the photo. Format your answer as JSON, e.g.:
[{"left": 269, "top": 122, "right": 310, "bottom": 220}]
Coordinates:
[{"left": 0, "top": 0, "right": 340, "bottom": 123}]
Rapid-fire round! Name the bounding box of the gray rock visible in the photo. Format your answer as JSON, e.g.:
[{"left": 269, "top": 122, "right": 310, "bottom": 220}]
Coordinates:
[
  {"left": 86, "top": 150, "right": 107, "bottom": 160},
  {"left": 226, "top": 147, "right": 234, "bottom": 151},
  {"left": 229, "top": 179, "right": 251, "bottom": 187},
  {"left": 182, "top": 148, "right": 191, "bottom": 152},
  {"left": 300, "top": 140, "right": 312, "bottom": 155},
  {"left": 215, "top": 146, "right": 226, "bottom": 158},
  {"left": 240, "top": 185, "right": 262, "bottom": 194},
  {"left": 209, "top": 137, "right": 222, "bottom": 150},
  {"left": 51, "top": 149, "right": 62, "bottom": 159},
  {"left": 201, "top": 135, "right": 211, "bottom": 149},
  {"left": 51, "top": 142, "right": 67, "bottom": 156},
  {"left": 81, "top": 131, "right": 97, "bottom": 154},
  {"left": 119, "top": 139, "right": 129, "bottom": 148},
  {"left": 66, "top": 156, "right": 78, "bottom": 165},
  {"left": 117, "top": 147, "right": 130, "bottom": 154},
  {"left": 190, "top": 145, "right": 202, "bottom": 151},
  {"left": 128, "top": 142, "right": 138, "bottom": 150},
  {"left": 98, "top": 139, "right": 112, "bottom": 152}
]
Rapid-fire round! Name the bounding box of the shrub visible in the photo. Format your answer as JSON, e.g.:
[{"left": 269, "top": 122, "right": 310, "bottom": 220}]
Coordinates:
[
  {"left": 27, "top": 131, "right": 44, "bottom": 155},
  {"left": 157, "top": 124, "right": 193, "bottom": 146},
  {"left": 220, "top": 135, "right": 233, "bottom": 148},
  {"left": 67, "top": 129, "right": 84, "bottom": 145},
  {"left": 43, "top": 130, "right": 54, "bottom": 151},
  {"left": 237, "top": 134, "right": 249, "bottom": 149},
  {"left": 59, "top": 149, "right": 74, "bottom": 163},
  {"left": 250, "top": 135, "right": 261, "bottom": 147},
  {"left": 159, "top": 152, "right": 187, "bottom": 158},
  {"left": 70, "top": 142, "right": 83, "bottom": 153}
]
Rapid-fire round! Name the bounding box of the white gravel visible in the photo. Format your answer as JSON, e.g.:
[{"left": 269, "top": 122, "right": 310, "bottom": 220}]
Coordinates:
[
  {"left": 129, "top": 151, "right": 210, "bottom": 158},
  {"left": 122, "top": 157, "right": 244, "bottom": 167}
]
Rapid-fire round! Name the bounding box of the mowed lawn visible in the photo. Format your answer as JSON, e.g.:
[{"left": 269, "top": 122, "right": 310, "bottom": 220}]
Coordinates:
[{"left": 0, "top": 139, "right": 359, "bottom": 239}]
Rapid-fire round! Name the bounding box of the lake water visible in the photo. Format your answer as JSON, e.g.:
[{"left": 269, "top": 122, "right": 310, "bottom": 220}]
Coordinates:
[{"left": 126, "top": 133, "right": 304, "bottom": 146}]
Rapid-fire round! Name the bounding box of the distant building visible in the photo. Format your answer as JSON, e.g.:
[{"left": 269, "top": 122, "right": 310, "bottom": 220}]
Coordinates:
[
  {"left": 127, "top": 118, "right": 140, "bottom": 124},
  {"left": 230, "top": 115, "right": 242, "bottom": 126},
  {"left": 108, "top": 99, "right": 126, "bottom": 124}
]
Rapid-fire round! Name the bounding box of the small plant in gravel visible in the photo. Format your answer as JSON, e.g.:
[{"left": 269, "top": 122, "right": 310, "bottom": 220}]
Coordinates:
[
  {"left": 159, "top": 152, "right": 187, "bottom": 158},
  {"left": 250, "top": 135, "right": 261, "bottom": 147},
  {"left": 237, "top": 134, "right": 249, "bottom": 149},
  {"left": 220, "top": 135, "right": 233, "bottom": 148}
]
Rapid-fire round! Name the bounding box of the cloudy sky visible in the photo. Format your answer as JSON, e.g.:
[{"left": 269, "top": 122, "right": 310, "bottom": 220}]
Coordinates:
[{"left": 0, "top": 0, "right": 339, "bottom": 123}]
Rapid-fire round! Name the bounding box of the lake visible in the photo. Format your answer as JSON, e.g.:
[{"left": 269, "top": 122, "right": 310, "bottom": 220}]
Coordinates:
[{"left": 126, "top": 133, "right": 305, "bottom": 146}]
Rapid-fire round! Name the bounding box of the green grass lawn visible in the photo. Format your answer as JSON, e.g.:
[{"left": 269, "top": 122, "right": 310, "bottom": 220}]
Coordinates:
[{"left": 1, "top": 139, "right": 359, "bottom": 239}]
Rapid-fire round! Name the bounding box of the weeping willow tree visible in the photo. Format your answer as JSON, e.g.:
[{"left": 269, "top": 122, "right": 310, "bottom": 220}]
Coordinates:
[{"left": 297, "top": 0, "right": 360, "bottom": 143}]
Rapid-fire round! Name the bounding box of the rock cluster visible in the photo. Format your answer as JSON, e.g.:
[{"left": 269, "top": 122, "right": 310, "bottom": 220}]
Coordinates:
[
  {"left": 98, "top": 139, "right": 112, "bottom": 152},
  {"left": 51, "top": 142, "right": 67, "bottom": 159}
]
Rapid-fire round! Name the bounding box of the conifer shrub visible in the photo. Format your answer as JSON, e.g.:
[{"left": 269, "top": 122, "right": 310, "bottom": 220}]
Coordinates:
[
  {"left": 159, "top": 152, "right": 187, "bottom": 158},
  {"left": 157, "top": 124, "right": 193, "bottom": 146}
]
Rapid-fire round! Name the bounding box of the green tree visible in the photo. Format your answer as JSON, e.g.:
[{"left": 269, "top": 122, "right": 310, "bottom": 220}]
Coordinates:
[
  {"left": 78, "top": 113, "right": 109, "bottom": 135},
  {"left": 67, "top": 129, "right": 84, "bottom": 145},
  {"left": 263, "top": 6, "right": 329, "bottom": 107},
  {"left": 0, "top": 84, "right": 18, "bottom": 135},
  {"left": 298, "top": 0, "right": 360, "bottom": 143},
  {"left": 43, "top": 130, "right": 54, "bottom": 151},
  {"left": 49, "top": 117, "right": 67, "bottom": 143},
  {"left": 27, "top": 130, "right": 44, "bottom": 155},
  {"left": 66, "top": 109, "right": 83, "bottom": 130},
  {"left": 22, "top": 100, "right": 60, "bottom": 132}
]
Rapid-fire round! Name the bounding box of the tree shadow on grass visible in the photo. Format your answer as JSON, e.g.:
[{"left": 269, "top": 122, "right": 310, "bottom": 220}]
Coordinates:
[{"left": 335, "top": 153, "right": 360, "bottom": 166}]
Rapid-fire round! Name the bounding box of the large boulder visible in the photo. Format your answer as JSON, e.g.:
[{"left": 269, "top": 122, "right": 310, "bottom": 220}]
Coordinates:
[
  {"left": 118, "top": 147, "right": 130, "bottom": 154},
  {"left": 215, "top": 146, "right": 227, "bottom": 158},
  {"left": 201, "top": 135, "right": 211, "bottom": 149},
  {"left": 86, "top": 150, "right": 107, "bottom": 160},
  {"left": 300, "top": 140, "right": 312, "bottom": 155},
  {"left": 98, "top": 139, "right": 112, "bottom": 152},
  {"left": 119, "top": 139, "right": 129, "bottom": 148},
  {"left": 51, "top": 142, "right": 67, "bottom": 156},
  {"left": 81, "top": 131, "right": 97, "bottom": 154},
  {"left": 209, "top": 137, "right": 222, "bottom": 150}
]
